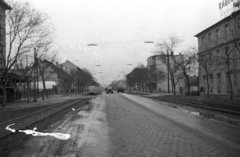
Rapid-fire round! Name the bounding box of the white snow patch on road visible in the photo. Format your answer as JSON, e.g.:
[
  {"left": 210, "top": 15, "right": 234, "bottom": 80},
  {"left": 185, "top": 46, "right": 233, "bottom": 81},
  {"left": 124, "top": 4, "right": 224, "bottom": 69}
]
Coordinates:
[{"left": 8, "top": 95, "right": 111, "bottom": 157}]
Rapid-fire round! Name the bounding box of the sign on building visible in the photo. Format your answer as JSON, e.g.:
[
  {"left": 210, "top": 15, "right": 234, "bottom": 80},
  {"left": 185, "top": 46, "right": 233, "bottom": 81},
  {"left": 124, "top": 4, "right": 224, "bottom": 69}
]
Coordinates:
[{"left": 219, "top": 0, "right": 240, "bottom": 17}]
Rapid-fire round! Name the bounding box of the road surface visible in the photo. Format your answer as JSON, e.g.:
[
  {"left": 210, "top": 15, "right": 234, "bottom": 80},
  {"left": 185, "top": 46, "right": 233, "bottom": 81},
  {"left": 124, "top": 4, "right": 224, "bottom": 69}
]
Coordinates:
[{"left": 8, "top": 93, "right": 240, "bottom": 157}]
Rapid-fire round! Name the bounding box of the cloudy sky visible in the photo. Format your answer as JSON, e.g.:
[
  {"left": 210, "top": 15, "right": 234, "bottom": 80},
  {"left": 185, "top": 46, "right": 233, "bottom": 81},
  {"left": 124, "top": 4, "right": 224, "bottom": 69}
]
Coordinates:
[{"left": 29, "top": 0, "right": 231, "bottom": 86}]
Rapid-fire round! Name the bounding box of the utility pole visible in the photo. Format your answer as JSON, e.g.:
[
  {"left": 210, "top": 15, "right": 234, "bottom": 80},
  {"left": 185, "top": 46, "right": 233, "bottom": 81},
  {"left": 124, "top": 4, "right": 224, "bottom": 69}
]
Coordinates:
[
  {"left": 37, "top": 58, "right": 39, "bottom": 98},
  {"left": 167, "top": 49, "right": 170, "bottom": 93},
  {"left": 33, "top": 48, "right": 37, "bottom": 102}
]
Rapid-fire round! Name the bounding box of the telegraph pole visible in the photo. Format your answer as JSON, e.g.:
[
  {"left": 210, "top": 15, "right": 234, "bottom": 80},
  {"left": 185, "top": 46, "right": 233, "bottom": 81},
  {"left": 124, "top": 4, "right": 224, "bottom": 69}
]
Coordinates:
[
  {"left": 33, "top": 48, "right": 37, "bottom": 102},
  {"left": 37, "top": 57, "right": 39, "bottom": 98},
  {"left": 167, "top": 49, "right": 170, "bottom": 93}
]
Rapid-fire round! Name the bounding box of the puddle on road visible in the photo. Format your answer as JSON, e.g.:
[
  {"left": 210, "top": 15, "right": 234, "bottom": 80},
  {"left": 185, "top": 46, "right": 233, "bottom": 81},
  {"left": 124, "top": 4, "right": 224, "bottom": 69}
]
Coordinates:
[
  {"left": 160, "top": 100, "right": 240, "bottom": 127},
  {"left": 183, "top": 107, "right": 240, "bottom": 127},
  {"left": 187, "top": 110, "right": 200, "bottom": 116}
]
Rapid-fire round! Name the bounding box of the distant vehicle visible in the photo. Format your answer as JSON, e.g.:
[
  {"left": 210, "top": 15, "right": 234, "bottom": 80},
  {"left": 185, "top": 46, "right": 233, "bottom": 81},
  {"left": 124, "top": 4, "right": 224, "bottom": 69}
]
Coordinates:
[
  {"left": 106, "top": 87, "right": 113, "bottom": 94},
  {"left": 89, "top": 86, "right": 101, "bottom": 95},
  {"left": 117, "top": 86, "right": 124, "bottom": 93}
]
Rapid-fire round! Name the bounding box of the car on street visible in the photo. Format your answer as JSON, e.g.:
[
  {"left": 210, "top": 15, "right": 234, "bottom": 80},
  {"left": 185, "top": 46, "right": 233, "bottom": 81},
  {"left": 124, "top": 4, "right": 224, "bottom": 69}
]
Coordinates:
[
  {"left": 117, "top": 86, "right": 124, "bottom": 93},
  {"left": 106, "top": 87, "right": 113, "bottom": 94}
]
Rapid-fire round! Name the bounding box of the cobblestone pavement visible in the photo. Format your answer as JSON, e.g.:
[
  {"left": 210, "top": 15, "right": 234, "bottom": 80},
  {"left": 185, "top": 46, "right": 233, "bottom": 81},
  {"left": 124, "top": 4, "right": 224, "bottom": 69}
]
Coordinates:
[{"left": 105, "top": 93, "right": 240, "bottom": 157}]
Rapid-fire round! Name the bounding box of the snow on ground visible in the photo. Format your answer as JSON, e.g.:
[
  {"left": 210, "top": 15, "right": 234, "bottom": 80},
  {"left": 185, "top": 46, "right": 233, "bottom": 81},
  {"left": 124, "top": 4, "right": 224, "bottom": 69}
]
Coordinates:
[{"left": 8, "top": 95, "right": 110, "bottom": 157}]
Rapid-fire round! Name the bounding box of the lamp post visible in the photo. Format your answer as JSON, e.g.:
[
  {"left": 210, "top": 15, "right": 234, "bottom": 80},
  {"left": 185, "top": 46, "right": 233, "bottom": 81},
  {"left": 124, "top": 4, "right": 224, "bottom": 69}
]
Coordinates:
[{"left": 167, "top": 49, "right": 170, "bottom": 93}]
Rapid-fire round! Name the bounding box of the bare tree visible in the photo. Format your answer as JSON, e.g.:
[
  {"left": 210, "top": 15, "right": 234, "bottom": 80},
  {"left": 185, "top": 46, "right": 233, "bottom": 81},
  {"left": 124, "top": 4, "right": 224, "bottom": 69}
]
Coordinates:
[
  {"left": 37, "top": 47, "right": 58, "bottom": 99},
  {"left": 174, "top": 46, "right": 198, "bottom": 95},
  {"left": 0, "top": 0, "right": 53, "bottom": 107},
  {"left": 155, "top": 36, "right": 183, "bottom": 95},
  {"left": 125, "top": 63, "right": 167, "bottom": 93},
  {"left": 198, "top": 48, "right": 222, "bottom": 97},
  {"left": 201, "top": 15, "right": 240, "bottom": 99}
]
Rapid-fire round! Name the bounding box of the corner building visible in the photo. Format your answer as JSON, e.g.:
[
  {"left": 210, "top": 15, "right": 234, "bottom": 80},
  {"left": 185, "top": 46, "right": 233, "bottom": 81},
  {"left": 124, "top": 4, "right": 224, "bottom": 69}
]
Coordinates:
[
  {"left": 195, "top": 9, "right": 240, "bottom": 95},
  {"left": 0, "top": 0, "right": 11, "bottom": 70}
]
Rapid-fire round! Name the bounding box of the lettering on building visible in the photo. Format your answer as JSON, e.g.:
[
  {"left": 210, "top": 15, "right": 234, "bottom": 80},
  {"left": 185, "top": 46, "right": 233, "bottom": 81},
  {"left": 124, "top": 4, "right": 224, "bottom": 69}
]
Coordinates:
[{"left": 219, "top": 0, "right": 234, "bottom": 10}]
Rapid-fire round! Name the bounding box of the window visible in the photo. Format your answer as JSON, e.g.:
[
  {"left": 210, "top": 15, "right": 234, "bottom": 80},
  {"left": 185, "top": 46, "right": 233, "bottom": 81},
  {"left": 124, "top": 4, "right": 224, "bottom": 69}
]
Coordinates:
[
  {"left": 217, "top": 73, "right": 221, "bottom": 89},
  {"left": 225, "top": 46, "right": 229, "bottom": 53},
  {"left": 216, "top": 50, "right": 220, "bottom": 63},
  {"left": 202, "top": 36, "right": 205, "bottom": 48},
  {"left": 238, "top": 70, "right": 240, "bottom": 89},
  {"left": 199, "top": 54, "right": 205, "bottom": 63},
  {"left": 0, "top": 27, "right": 2, "bottom": 46},
  {"left": 0, "top": 58, "right": 3, "bottom": 69},
  {"left": 208, "top": 52, "right": 212, "bottom": 64},
  {"left": 225, "top": 24, "right": 229, "bottom": 36},
  {"left": 216, "top": 29, "right": 219, "bottom": 40},
  {"left": 226, "top": 72, "right": 230, "bottom": 90},
  {"left": 208, "top": 33, "right": 211, "bottom": 43},
  {"left": 209, "top": 74, "right": 213, "bottom": 89},
  {"left": 238, "top": 18, "right": 240, "bottom": 29},
  {"left": 203, "top": 75, "right": 206, "bottom": 91},
  {"left": 233, "top": 72, "right": 237, "bottom": 86}
]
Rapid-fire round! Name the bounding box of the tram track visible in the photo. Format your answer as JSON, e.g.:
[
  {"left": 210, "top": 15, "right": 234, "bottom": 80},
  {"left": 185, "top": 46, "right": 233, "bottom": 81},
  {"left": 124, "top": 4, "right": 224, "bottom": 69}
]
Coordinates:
[
  {"left": 146, "top": 96, "right": 240, "bottom": 115},
  {"left": 0, "top": 98, "right": 90, "bottom": 139}
]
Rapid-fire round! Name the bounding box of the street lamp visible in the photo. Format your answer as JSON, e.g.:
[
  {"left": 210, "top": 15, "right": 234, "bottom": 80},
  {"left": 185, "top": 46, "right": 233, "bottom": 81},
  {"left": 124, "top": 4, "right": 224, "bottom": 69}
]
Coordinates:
[
  {"left": 144, "top": 41, "right": 154, "bottom": 43},
  {"left": 88, "top": 44, "right": 97, "bottom": 46}
]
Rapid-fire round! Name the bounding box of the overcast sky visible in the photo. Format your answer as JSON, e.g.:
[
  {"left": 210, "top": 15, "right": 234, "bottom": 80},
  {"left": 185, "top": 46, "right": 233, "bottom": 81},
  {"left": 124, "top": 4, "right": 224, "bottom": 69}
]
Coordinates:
[{"left": 29, "top": 0, "right": 228, "bottom": 86}]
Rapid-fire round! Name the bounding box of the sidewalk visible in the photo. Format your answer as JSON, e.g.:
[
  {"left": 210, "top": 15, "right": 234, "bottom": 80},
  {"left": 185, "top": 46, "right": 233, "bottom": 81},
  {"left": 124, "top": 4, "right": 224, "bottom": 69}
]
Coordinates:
[{"left": 3, "top": 94, "right": 85, "bottom": 110}]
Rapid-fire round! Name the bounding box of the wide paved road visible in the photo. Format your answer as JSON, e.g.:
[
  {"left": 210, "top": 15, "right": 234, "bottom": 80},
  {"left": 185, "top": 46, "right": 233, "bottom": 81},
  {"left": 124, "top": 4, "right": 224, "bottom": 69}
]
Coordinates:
[
  {"left": 8, "top": 93, "right": 240, "bottom": 157},
  {"left": 104, "top": 93, "right": 240, "bottom": 157}
]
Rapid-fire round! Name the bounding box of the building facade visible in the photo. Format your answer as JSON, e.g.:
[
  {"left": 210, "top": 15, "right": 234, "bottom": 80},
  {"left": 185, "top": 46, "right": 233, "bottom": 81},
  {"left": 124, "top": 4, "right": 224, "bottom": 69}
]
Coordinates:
[
  {"left": 61, "top": 60, "right": 79, "bottom": 74},
  {"left": 60, "top": 60, "right": 83, "bottom": 92},
  {"left": 147, "top": 54, "right": 184, "bottom": 93},
  {"left": 0, "top": 0, "right": 11, "bottom": 70},
  {"left": 195, "top": 9, "right": 240, "bottom": 95}
]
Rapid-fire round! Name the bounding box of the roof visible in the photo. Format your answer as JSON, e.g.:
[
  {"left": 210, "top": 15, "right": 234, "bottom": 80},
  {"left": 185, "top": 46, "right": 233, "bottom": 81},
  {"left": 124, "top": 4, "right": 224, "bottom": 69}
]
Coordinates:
[
  {"left": 0, "top": 0, "right": 12, "bottom": 10},
  {"left": 195, "top": 9, "right": 240, "bottom": 37}
]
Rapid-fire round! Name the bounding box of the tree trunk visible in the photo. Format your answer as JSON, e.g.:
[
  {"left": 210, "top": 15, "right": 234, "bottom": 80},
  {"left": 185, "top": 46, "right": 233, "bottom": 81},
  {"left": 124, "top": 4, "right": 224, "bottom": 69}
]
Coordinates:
[
  {"left": 171, "top": 79, "right": 176, "bottom": 95},
  {"left": 24, "top": 83, "right": 26, "bottom": 100},
  {"left": 42, "top": 87, "right": 44, "bottom": 100},
  {"left": 206, "top": 75, "right": 210, "bottom": 97},
  {"left": 43, "top": 81, "right": 48, "bottom": 98},
  {"left": 2, "top": 83, "right": 7, "bottom": 107},
  {"left": 227, "top": 72, "right": 233, "bottom": 99},
  {"left": 27, "top": 82, "right": 30, "bottom": 103}
]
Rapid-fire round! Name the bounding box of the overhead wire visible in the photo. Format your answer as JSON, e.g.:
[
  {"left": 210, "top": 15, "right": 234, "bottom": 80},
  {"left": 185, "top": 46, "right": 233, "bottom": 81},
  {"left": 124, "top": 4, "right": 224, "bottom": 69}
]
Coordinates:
[{"left": 50, "top": 39, "right": 84, "bottom": 69}]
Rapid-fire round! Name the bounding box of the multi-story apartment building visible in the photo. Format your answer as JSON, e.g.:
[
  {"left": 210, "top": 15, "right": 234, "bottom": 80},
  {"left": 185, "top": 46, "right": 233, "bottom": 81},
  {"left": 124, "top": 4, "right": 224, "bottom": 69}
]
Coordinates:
[
  {"left": 195, "top": 9, "right": 240, "bottom": 95},
  {"left": 0, "top": 0, "right": 11, "bottom": 70},
  {"left": 147, "top": 55, "right": 166, "bottom": 92},
  {"left": 147, "top": 53, "right": 184, "bottom": 93}
]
